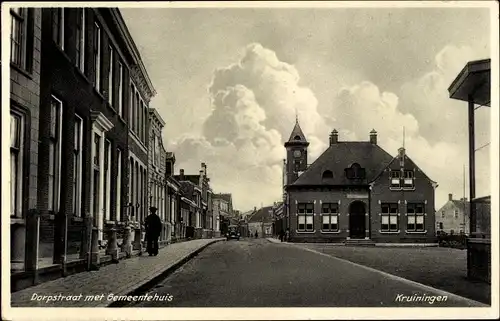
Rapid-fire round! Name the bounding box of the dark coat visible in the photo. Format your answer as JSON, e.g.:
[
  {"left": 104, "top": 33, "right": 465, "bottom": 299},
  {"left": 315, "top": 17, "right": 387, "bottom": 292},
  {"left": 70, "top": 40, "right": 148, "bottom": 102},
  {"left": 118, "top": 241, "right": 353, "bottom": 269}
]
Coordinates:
[{"left": 145, "top": 213, "right": 162, "bottom": 238}]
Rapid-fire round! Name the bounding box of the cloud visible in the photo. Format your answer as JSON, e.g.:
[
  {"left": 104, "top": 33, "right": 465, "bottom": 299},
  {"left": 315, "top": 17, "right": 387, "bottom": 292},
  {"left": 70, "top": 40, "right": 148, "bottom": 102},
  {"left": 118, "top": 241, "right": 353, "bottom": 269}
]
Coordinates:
[
  {"left": 170, "top": 43, "right": 490, "bottom": 211},
  {"left": 328, "top": 44, "right": 490, "bottom": 208},
  {"left": 171, "top": 43, "right": 327, "bottom": 210}
]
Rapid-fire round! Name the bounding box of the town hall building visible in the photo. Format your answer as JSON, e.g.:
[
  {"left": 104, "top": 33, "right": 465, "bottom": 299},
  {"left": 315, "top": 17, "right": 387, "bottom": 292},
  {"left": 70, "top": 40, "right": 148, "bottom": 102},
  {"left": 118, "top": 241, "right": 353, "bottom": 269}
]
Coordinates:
[{"left": 283, "top": 120, "right": 438, "bottom": 244}]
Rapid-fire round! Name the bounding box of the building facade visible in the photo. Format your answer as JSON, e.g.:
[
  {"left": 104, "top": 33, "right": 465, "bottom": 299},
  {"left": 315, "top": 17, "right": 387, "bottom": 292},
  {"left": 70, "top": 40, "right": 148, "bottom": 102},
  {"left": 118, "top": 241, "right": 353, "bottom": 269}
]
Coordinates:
[
  {"left": 165, "top": 152, "right": 181, "bottom": 241},
  {"left": 148, "top": 108, "right": 169, "bottom": 242},
  {"left": 248, "top": 206, "right": 274, "bottom": 238},
  {"left": 212, "top": 193, "right": 234, "bottom": 236},
  {"left": 284, "top": 121, "right": 437, "bottom": 243},
  {"left": 436, "top": 194, "right": 469, "bottom": 235},
  {"left": 9, "top": 8, "right": 157, "bottom": 290},
  {"left": 9, "top": 7, "right": 43, "bottom": 273}
]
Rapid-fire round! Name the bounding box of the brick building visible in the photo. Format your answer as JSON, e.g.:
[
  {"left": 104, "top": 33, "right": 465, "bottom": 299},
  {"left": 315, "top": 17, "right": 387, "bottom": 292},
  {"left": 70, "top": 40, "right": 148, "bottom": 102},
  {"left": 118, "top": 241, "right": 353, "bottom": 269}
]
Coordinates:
[
  {"left": 212, "top": 193, "right": 234, "bottom": 237},
  {"left": 284, "top": 120, "right": 438, "bottom": 244},
  {"left": 165, "top": 152, "right": 182, "bottom": 241},
  {"left": 9, "top": 7, "right": 43, "bottom": 273},
  {"left": 174, "top": 164, "right": 213, "bottom": 238},
  {"left": 248, "top": 206, "right": 274, "bottom": 238},
  {"left": 9, "top": 8, "right": 157, "bottom": 290},
  {"left": 148, "top": 108, "right": 169, "bottom": 242},
  {"left": 436, "top": 193, "right": 469, "bottom": 235}
]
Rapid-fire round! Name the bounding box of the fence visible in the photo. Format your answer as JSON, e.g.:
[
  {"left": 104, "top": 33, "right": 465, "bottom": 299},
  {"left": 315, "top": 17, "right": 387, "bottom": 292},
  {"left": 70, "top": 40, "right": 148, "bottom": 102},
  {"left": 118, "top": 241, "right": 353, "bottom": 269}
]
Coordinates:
[{"left": 437, "top": 231, "right": 467, "bottom": 249}]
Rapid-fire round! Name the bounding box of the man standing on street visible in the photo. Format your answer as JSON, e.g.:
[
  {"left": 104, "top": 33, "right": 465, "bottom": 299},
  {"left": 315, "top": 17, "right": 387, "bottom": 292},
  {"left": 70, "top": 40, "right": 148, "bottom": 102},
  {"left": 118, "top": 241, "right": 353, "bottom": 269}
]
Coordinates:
[{"left": 145, "top": 207, "right": 162, "bottom": 256}]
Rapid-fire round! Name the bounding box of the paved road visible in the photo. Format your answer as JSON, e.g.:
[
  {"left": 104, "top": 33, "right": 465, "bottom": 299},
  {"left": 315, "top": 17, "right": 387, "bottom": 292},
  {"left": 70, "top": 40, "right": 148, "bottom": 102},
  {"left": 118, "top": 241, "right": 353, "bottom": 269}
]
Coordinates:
[{"left": 130, "top": 238, "right": 485, "bottom": 307}]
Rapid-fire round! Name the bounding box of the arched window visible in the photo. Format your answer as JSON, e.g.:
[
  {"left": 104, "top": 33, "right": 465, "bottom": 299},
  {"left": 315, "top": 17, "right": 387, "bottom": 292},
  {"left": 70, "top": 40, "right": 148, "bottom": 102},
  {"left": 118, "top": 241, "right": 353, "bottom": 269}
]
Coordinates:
[
  {"left": 322, "top": 170, "right": 333, "bottom": 179},
  {"left": 345, "top": 163, "right": 366, "bottom": 179},
  {"left": 294, "top": 135, "right": 301, "bottom": 140}
]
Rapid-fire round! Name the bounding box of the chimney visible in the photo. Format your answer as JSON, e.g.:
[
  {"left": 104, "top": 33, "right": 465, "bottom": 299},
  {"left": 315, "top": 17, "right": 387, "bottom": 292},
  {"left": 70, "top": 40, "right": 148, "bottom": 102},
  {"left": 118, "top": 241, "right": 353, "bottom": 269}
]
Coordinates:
[
  {"left": 199, "top": 170, "right": 204, "bottom": 187},
  {"left": 448, "top": 193, "right": 453, "bottom": 201},
  {"left": 254, "top": 206, "right": 257, "bottom": 212},
  {"left": 398, "top": 147, "right": 405, "bottom": 167},
  {"left": 180, "top": 169, "right": 184, "bottom": 181},
  {"left": 329, "top": 129, "right": 338, "bottom": 145},
  {"left": 370, "top": 129, "right": 377, "bottom": 144},
  {"left": 202, "top": 162, "right": 207, "bottom": 176}
]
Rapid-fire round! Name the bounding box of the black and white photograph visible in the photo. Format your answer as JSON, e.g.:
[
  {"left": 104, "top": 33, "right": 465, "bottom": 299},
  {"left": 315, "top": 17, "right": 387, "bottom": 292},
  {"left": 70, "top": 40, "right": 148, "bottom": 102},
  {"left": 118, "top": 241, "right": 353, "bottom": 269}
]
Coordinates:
[{"left": 1, "top": 1, "right": 498, "bottom": 320}]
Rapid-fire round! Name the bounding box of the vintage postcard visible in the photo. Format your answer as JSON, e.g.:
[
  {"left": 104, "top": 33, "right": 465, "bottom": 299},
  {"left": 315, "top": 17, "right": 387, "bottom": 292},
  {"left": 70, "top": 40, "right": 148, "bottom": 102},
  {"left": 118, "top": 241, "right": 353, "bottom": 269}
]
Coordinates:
[{"left": 1, "top": 1, "right": 498, "bottom": 320}]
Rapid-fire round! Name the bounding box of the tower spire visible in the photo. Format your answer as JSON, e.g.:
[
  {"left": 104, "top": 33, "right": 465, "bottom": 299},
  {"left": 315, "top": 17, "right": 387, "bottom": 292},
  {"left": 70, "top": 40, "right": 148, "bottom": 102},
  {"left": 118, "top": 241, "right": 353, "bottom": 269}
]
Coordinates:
[
  {"left": 295, "top": 108, "right": 298, "bottom": 123},
  {"left": 403, "top": 126, "right": 405, "bottom": 149}
]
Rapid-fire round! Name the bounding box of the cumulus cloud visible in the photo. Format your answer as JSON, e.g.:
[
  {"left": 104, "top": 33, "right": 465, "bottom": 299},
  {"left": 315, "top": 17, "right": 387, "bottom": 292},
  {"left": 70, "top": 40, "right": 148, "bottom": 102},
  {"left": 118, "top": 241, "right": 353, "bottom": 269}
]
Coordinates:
[
  {"left": 170, "top": 43, "right": 327, "bottom": 210},
  {"left": 328, "top": 44, "right": 490, "bottom": 208},
  {"left": 171, "top": 43, "right": 490, "bottom": 211}
]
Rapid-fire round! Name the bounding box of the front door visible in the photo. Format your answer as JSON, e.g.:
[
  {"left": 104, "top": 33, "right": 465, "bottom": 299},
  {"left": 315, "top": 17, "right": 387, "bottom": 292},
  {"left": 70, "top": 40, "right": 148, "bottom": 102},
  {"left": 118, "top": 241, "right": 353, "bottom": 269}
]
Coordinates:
[{"left": 349, "top": 201, "right": 366, "bottom": 239}]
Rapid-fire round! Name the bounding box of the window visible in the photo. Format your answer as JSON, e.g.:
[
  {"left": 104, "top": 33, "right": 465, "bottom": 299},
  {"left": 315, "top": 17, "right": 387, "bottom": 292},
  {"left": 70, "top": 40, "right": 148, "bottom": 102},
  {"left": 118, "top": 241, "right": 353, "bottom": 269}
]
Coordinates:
[
  {"left": 93, "top": 22, "right": 101, "bottom": 91},
  {"left": 52, "top": 8, "right": 64, "bottom": 49},
  {"left": 73, "top": 115, "right": 83, "bottom": 216},
  {"left": 48, "top": 96, "right": 63, "bottom": 213},
  {"left": 75, "top": 9, "right": 85, "bottom": 72},
  {"left": 321, "top": 203, "right": 339, "bottom": 231},
  {"left": 10, "top": 8, "right": 25, "bottom": 67},
  {"left": 116, "top": 149, "right": 122, "bottom": 221},
  {"left": 294, "top": 135, "right": 301, "bottom": 140},
  {"left": 403, "top": 170, "right": 414, "bottom": 189},
  {"left": 297, "top": 203, "right": 314, "bottom": 232},
  {"left": 454, "top": 209, "right": 459, "bottom": 219},
  {"left": 381, "top": 203, "right": 398, "bottom": 232},
  {"left": 345, "top": 163, "right": 366, "bottom": 179},
  {"left": 441, "top": 211, "right": 445, "bottom": 218},
  {"left": 10, "top": 8, "right": 34, "bottom": 71},
  {"left": 152, "top": 135, "right": 157, "bottom": 166},
  {"left": 439, "top": 222, "right": 443, "bottom": 230},
  {"left": 129, "top": 84, "right": 134, "bottom": 129},
  {"left": 407, "top": 203, "right": 425, "bottom": 232},
  {"left": 10, "top": 112, "right": 23, "bottom": 217},
  {"left": 322, "top": 170, "right": 333, "bottom": 179},
  {"left": 108, "top": 45, "right": 114, "bottom": 105},
  {"left": 390, "top": 170, "right": 401, "bottom": 188},
  {"left": 118, "top": 62, "right": 123, "bottom": 116},
  {"left": 104, "top": 139, "right": 112, "bottom": 221}
]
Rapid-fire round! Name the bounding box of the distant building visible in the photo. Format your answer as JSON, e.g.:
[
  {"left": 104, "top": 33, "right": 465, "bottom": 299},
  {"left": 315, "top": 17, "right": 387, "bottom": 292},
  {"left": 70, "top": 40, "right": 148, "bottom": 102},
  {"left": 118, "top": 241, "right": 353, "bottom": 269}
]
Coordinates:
[
  {"left": 212, "top": 193, "right": 234, "bottom": 237},
  {"left": 148, "top": 108, "right": 169, "bottom": 242},
  {"left": 436, "top": 194, "right": 469, "bottom": 235},
  {"left": 248, "top": 206, "right": 274, "bottom": 237},
  {"left": 283, "top": 120, "right": 438, "bottom": 244}
]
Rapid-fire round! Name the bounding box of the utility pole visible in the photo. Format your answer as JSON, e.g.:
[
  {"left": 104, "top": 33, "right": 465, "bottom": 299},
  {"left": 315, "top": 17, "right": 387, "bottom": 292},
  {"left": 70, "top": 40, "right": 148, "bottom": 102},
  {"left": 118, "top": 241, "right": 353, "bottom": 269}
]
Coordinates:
[{"left": 463, "top": 164, "right": 467, "bottom": 234}]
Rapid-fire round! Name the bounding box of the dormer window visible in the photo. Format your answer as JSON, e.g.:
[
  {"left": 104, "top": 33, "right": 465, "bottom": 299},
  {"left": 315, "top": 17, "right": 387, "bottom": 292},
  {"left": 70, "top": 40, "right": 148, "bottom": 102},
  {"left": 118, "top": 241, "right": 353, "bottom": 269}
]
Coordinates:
[
  {"left": 390, "top": 170, "right": 401, "bottom": 188},
  {"left": 294, "top": 135, "right": 301, "bottom": 140},
  {"left": 345, "top": 163, "right": 365, "bottom": 179},
  {"left": 322, "top": 170, "right": 333, "bottom": 179},
  {"left": 390, "top": 169, "right": 414, "bottom": 189}
]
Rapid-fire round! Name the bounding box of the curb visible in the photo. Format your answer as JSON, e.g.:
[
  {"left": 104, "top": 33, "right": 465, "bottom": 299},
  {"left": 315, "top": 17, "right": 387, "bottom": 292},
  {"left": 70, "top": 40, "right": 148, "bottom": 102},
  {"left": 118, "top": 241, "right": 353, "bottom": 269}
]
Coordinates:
[{"left": 107, "top": 239, "right": 223, "bottom": 307}]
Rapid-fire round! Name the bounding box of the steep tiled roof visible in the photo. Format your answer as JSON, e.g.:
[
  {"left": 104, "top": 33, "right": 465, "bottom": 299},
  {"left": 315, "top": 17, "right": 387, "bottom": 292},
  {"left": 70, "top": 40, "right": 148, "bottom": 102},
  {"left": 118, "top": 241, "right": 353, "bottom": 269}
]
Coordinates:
[
  {"left": 248, "top": 206, "right": 274, "bottom": 223},
  {"left": 291, "top": 142, "right": 394, "bottom": 186},
  {"left": 213, "top": 193, "right": 232, "bottom": 203},
  {"left": 287, "top": 121, "right": 307, "bottom": 143},
  {"left": 179, "top": 181, "right": 196, "bottom": 200}
]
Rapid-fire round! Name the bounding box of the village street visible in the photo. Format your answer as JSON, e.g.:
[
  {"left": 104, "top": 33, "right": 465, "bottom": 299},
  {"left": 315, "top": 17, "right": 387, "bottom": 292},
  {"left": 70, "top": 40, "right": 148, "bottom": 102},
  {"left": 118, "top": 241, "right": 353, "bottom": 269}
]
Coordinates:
[{"left": 129, "top": 239, "right": 486, "bottom": 307}]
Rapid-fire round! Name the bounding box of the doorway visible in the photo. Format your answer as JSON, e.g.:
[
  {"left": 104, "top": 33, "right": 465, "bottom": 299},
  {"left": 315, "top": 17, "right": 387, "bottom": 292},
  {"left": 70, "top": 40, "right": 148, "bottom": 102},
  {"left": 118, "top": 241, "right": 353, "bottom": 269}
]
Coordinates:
[{"left": 349, "top": 201, "right": 366, "bottom": 239}]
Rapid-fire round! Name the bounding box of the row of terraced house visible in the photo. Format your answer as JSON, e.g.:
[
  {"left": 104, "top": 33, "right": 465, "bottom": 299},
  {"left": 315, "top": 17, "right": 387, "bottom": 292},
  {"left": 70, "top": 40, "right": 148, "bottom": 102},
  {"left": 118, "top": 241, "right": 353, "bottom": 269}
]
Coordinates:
[{"left": 8, "top": 7, "right": 224, "bottom": 291}]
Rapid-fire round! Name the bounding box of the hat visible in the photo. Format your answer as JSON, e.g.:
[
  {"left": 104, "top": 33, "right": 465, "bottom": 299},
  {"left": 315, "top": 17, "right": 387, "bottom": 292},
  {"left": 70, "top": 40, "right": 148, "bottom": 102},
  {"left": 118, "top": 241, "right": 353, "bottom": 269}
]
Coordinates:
[{"left": 149, "top": 206, "right": 158, "bottom": 213}]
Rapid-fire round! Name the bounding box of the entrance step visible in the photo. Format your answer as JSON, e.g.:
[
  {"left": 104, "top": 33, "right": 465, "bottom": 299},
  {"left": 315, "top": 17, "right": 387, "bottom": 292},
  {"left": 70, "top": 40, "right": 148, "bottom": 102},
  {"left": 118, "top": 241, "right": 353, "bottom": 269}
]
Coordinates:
[{"left": 344, "top": 239, "right": 376, "bottom": 247}]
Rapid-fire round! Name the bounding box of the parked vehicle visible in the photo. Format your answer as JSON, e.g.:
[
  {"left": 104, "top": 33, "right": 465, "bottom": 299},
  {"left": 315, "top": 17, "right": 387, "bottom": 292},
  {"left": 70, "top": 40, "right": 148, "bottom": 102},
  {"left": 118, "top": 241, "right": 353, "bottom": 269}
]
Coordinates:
[{"left": 226, "top": 225, "right": 240, "bottom": 241}]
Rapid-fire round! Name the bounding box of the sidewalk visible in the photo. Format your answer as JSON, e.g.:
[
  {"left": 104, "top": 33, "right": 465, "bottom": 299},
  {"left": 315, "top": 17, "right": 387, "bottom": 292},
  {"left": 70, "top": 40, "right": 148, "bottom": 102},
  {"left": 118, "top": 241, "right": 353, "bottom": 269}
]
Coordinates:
[{"left": 10, "top": 238, "right": 224, "bottom": 307}]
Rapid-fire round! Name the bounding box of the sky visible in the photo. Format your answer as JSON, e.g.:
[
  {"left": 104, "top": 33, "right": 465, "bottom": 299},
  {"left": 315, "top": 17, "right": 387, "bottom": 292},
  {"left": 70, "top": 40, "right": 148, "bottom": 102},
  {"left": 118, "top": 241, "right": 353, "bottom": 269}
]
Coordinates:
[{"left": 121, "top": 4, "right": 492, "bottom": 212}]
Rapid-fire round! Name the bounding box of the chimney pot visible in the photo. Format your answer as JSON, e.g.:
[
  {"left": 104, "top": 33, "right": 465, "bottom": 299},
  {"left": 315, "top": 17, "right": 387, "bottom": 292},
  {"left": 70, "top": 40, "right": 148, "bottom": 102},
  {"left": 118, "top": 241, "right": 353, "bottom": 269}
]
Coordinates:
[
  {"left": 329, "top": 129, "right": 338, "bottom": 145},
  {"left": 449, "top": 193, "right": 453, "bottom": 201},
  {"left": 370, "top": 129, "right": 377, "bottom": 144}
]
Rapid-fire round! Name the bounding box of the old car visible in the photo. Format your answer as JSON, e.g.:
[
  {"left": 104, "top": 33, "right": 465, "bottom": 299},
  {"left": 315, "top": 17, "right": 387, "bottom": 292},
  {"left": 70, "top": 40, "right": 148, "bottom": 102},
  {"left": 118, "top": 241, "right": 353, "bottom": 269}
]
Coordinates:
[{"left": 226, "top": 225, "right": 240, "bottom": 241}]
